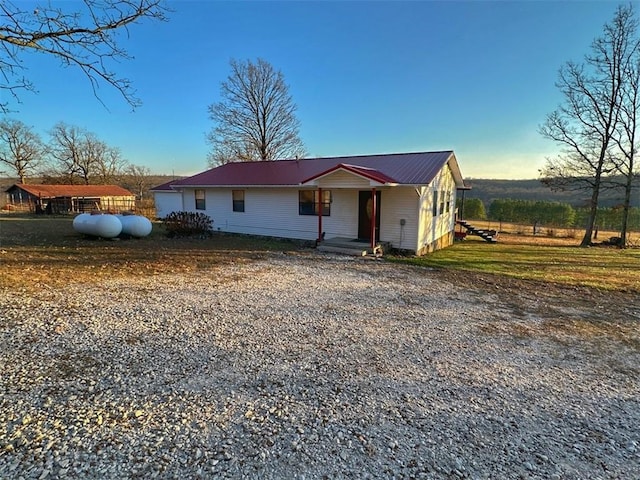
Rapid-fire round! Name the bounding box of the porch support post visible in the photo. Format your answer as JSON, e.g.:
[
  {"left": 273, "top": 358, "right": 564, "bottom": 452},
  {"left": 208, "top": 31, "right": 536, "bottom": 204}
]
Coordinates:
[
  {"left": 317, "top": 187, "right": 323, "bottom": 244},
  {"left": 370, "top": 187, "right": 377, "bottom": 250}
]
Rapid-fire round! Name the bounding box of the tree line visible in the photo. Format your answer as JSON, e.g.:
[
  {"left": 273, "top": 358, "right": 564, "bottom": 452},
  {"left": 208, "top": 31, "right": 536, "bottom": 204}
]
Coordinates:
[
  {"left": 460, "top": 197, "right": 640, "bottom": 232},
  {"left": 0, "top": 119, "right": 152, "bottom": 197},
  {"left": 462, "top": 177, "right": 639, "bottom": 209}
]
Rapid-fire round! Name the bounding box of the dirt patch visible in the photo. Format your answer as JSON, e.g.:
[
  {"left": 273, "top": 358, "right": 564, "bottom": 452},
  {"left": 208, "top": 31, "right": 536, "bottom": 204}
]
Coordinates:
[{"left": 433, "top": 266, "right": 640, "bottom": 358}]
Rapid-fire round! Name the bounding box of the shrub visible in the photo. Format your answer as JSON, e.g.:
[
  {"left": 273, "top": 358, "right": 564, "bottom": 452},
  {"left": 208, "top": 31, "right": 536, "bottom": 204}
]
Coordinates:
[{"left": 163, "top": 211, "right": 213, "bottom": 237}]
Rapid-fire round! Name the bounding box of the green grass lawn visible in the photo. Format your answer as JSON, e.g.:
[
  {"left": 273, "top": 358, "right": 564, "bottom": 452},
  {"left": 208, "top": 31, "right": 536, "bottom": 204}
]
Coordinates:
[{"left": 392, "top": 240, "right": 640, "bottom": 293}]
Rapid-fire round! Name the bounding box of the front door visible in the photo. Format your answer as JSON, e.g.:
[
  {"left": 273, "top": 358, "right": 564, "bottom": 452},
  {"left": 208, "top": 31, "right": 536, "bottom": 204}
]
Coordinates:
[{"left": 358, "top": 190, "right": 381, "bottom": 241}]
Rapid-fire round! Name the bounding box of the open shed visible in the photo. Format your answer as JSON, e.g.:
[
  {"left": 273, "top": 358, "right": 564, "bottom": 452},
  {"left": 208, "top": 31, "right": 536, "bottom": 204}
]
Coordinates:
[{"left": 5, "top": 184, "right": 136, "bottom": 214}]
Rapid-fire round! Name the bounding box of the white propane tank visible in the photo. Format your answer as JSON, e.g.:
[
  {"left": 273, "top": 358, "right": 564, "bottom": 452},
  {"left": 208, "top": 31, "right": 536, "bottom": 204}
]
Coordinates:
[
  {"left": 73, "top": 213, "right": 122, "bottom": 238},
  {"left": 72, "top": 213, "right": 91, "bottom": 235},
  {"left": 118, "top": 214, "right": 152, "bottom": 237}
]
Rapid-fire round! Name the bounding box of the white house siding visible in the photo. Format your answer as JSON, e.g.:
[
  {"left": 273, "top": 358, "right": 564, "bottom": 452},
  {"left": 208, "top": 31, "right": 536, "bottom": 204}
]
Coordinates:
[
  {"left": 181, "top": 187, "right": 358, "bottom": 241},
  {"left": 225, "top": 188, "right": 314, "bottom": 238},
  {"left": 416, "top": 166, "right": 458, "bottom": 254},
  {"left": 153, "top": 191, "right": 183, "bottom": 219},
  {"left": 182, "top": 188, "right": 196, "bottom": 211},
  {"left": 378, "top": 187, "right": 420, "bottom": 251},
  {"left": 320, "top": 189, "right": 359, "bottom": 239}
]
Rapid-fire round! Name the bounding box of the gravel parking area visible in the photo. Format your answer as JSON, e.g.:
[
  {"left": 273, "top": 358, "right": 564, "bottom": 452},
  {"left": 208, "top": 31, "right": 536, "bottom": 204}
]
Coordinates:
[{"left": 1, "top": 252, "right": 639, "bottom": 479}]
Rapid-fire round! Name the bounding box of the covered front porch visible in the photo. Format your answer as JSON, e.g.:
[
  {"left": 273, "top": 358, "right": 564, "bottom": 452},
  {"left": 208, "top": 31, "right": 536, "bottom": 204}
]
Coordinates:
[{"left": 301, "top": 163, "right": 396, "bottom": 253}]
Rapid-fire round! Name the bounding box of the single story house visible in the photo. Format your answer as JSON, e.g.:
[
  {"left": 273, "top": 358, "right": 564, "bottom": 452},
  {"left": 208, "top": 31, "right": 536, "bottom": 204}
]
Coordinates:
[
  {"left": 5, "top": 184, "right": 136, "bottom": 214},
  {"left": 151, "top": 151, "right": 468, "bottom": 255}
]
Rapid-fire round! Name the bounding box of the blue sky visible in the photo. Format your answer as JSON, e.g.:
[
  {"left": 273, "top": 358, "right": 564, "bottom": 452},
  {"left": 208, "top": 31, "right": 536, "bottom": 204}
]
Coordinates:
[{"left": 5, "top": 0, "right": 624, "bottom": 179}]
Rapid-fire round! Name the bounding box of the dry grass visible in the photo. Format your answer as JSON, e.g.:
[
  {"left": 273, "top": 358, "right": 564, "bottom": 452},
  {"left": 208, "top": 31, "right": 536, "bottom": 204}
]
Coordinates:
[{"left": 0, "top": 214, "right": 304, "bottom": 292}]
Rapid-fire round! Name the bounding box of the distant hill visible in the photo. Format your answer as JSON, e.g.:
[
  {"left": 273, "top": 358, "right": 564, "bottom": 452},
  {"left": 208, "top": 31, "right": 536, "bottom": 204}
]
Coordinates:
[{"left": 463, "top": 177, "right": 640, "bottom": 208}]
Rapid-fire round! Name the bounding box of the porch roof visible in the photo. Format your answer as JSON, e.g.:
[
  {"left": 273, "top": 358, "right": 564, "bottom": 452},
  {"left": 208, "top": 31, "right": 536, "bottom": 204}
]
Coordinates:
[{"left": 300, "top": 163, "right": 398, "bottom": 186}]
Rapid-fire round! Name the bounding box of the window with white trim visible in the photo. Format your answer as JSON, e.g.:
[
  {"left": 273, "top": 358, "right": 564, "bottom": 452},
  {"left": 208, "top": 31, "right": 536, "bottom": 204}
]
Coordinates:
[
  {"left": 232, "top": 190, "right": 245, "bottom": 212},
  {"left": 299, "top": 190, "right": 331, "bottom": 216},
  {"left": 195, "top": 189, "right": 206, "bottom": 210}
]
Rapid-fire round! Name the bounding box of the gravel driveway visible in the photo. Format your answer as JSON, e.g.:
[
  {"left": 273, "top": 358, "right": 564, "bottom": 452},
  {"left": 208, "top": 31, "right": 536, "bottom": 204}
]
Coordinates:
[{"left": 1, "top": 252, "right": 639, "bottom": 479}]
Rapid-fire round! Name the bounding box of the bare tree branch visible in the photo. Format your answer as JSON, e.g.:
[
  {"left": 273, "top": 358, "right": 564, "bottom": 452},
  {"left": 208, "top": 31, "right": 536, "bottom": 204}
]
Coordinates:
[{"left": 0, "top": 0, "right": 168, "bottom": 113}]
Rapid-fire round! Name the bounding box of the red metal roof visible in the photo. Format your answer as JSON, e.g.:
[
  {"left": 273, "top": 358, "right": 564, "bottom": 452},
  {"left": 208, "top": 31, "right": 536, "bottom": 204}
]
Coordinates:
[
  {"left": 168, "top": 151, "right": 465, "bottom": 188},
  {"left": 8, "top": 184, "right": 135, "bottom": 197},
  {"left": 150, "top": 179, "right": 182, "bottom": 192}
]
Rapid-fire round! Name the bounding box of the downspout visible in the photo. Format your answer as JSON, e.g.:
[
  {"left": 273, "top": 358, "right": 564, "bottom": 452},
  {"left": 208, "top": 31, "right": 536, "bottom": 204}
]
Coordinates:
[
  {"left": 317, "top": 187, "right": 323, "bottom": 244},
  {"left": 370, "top": 187, "right": 377, "bottom": 250}
]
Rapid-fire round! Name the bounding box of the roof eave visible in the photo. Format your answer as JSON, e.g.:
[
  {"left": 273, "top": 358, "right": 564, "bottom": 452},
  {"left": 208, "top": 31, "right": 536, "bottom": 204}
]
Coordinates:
[
  {"left": 446, "top": 152, "right": 467, "bottom": 188},
  {"left": 171, "top": 184, "right": 300, "bottom": 189}
]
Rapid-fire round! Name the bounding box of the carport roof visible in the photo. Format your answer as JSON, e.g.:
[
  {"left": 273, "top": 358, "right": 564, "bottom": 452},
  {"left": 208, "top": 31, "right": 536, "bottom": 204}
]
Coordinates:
[{"left": 7, "top": 184, "right": 135, "bottom": 197}]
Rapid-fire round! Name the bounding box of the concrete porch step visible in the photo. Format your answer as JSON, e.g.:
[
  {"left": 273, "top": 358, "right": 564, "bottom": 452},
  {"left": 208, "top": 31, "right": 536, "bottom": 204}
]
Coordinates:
[
  {"left": 317, "top": 245, "right": 370, "bottom": 256},
  {"left": 317, "top": 237, "right": 389, "bottom": 257}
]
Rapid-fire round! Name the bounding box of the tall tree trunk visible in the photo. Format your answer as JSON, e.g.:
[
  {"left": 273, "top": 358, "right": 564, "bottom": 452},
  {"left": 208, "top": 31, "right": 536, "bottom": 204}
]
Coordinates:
[
  {"left": 619, "top": 160, "right": 634, "bottom": 247},
  {"left": 581, "top": 168, "right": 603, "bottom": 246}
]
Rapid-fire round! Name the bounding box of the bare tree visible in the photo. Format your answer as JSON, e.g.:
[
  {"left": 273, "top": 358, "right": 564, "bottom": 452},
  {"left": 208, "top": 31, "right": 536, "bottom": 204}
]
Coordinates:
[
  {"left": 612, "top": 49, "right": 640, "bottom": 247},
  {"left": 122, "top": 163, "right": 152, "bottom": 198},
  {"left": 0, "top": 0, "right": 168, "bottom": 112},
  {"left": 47, "top": 122, "right": 122, "bottom": 185},
  {"left": 47, "top": 123, "right": 85, "bottom": 184},
  {"left": 207, "top": 58, "right": 306, "bottom": 166},
  {"left": 0, "top": 118, "right": 44, "bottom": 183},
  {"left": 540, "top": 5, "right": 638, "bottom": 246},
  {"left": 93, "top": 143, "right": 126, "bottom": 184}
]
